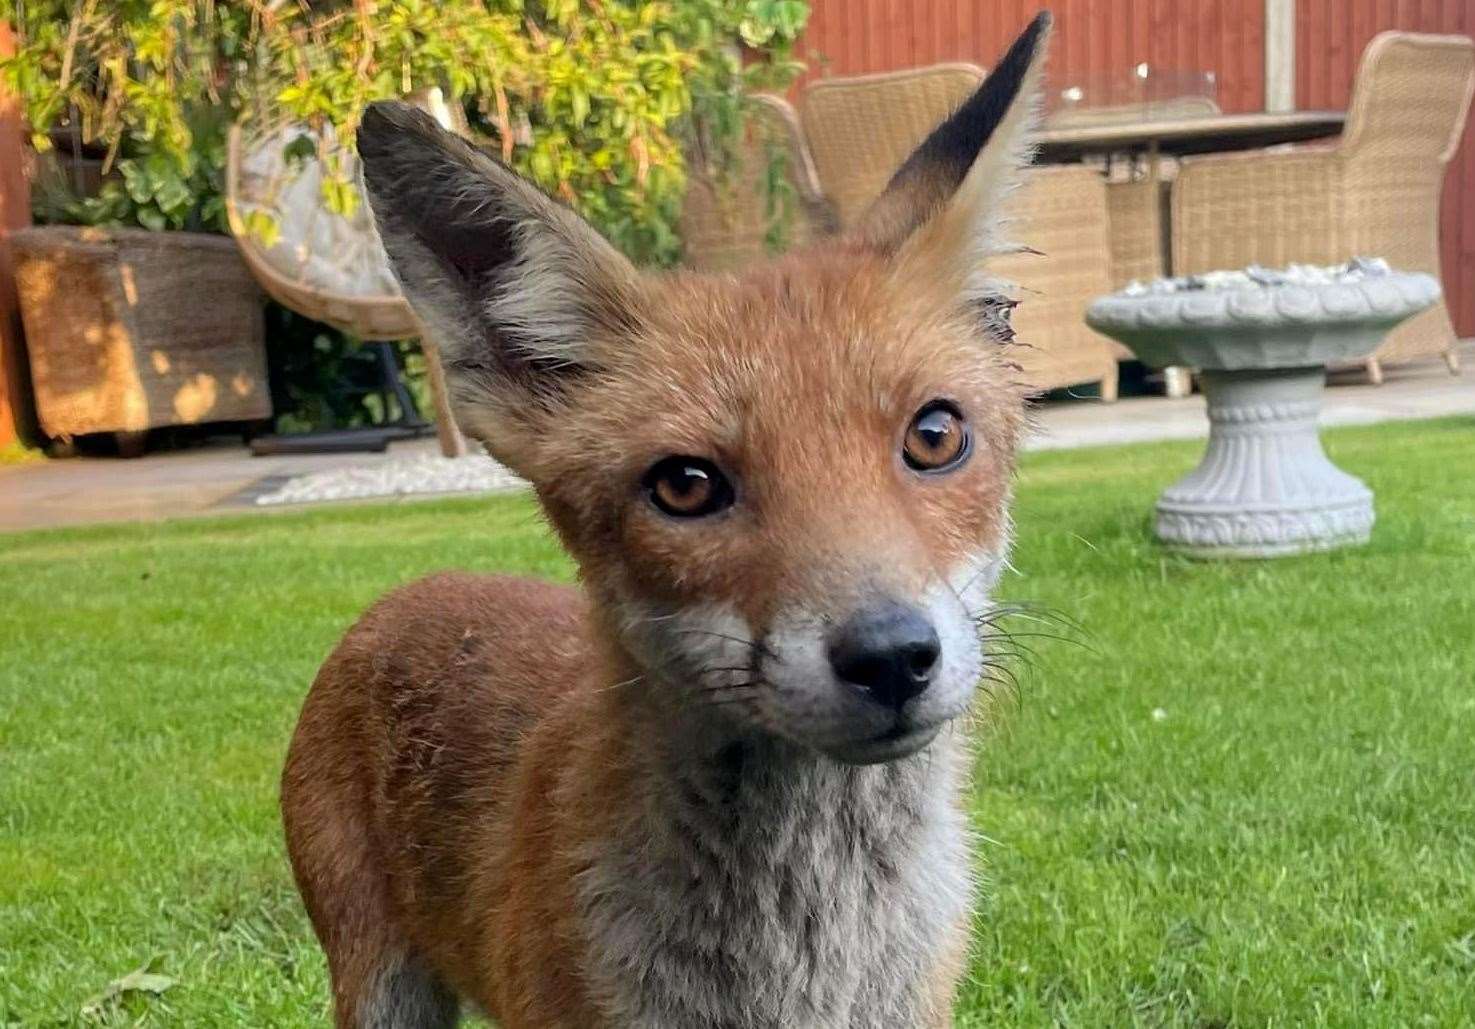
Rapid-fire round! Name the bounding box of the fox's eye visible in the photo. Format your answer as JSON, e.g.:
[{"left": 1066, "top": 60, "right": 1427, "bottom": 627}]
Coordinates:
[
  {"left": 644, "top": 457, "right": 734, "bottom": 518},
  {"left": 903, "top": 402, "right": 970, "bottom": 472}
]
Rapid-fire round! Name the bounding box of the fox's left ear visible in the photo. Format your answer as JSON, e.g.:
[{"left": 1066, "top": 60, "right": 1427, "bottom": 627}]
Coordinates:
[
  {"left": 852, "top": 12, "right": 1051, "bottom": 312},
  {"left": 356, "top": 100, "right": 643, "bottom": 456}
]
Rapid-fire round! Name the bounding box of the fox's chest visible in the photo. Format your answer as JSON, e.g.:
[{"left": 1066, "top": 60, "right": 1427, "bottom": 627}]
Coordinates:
[{"left": 573, "top": 750, "right": 973, "bottom": 1028}]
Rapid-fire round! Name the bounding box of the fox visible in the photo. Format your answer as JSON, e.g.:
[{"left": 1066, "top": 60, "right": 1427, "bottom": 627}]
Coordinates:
[{"left": 281, "top": 12, "right": 1050, "bottom": 1029}]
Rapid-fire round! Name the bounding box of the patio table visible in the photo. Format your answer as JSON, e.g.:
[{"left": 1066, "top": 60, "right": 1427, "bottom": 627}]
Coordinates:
[
  {"left": 1037, "top": 109, "right": 1346, "bottom": 160},
  {"left": 1039, "top": 109, "right": 1347, "bottom": 397}
]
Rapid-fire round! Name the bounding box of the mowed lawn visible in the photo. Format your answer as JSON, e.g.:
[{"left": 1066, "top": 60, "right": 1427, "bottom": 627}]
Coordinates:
[{"left": 2, "top": 416, "right": 1473, "bottom": 1026}]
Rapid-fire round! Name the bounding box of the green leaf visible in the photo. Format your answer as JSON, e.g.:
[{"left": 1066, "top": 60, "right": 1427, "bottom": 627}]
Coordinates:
[
  {"left": 119, "top": 162, "right": 154, "bottom": 205},
  {"left": 244, "top": 209, "right": 282, "bottom": 249},
  {"left": 283, "top": 134, "right": 317, "bottom": 165},
  {"left": 154, "top": 174, "right": 193, "bottom": 216},
  {"left": 136, "top": 207, "right": 168, "bottom": 232}
]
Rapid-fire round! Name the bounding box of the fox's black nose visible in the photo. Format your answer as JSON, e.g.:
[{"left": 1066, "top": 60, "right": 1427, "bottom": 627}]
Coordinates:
[{"left": 827, "top": 602, "right": 941, "bottom": 712}]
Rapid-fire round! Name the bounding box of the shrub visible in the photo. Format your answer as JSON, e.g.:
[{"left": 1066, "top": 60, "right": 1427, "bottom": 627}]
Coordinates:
[
  {"left": 1, "top": 0, "right": 809, "bottom": 429},
  {"left": 2, "top": 0, "right": 808, "bottom": 263}
]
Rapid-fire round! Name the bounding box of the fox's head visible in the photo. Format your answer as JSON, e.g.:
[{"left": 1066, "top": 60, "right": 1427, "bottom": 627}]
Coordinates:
[{"left": 360, "top": 15, "right": 1049, "bottom": 765}]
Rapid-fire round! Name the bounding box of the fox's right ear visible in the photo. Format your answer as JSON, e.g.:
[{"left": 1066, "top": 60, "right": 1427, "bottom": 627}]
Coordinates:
[
  {"left": 852, "top": 12, "right": 1051, "bottom": 320},
  {"left": 357, "top": 101, "right": 643, "bottom": 442}
]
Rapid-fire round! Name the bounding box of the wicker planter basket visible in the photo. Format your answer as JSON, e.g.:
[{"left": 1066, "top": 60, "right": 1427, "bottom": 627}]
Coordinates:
[{"left": 11, "top": 225, "right": 269, "bottom": 441}]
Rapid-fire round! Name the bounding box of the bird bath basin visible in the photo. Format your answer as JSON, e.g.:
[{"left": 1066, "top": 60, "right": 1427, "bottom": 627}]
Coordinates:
[{"left": 1086, "top": 263, "right": 1440, "bottom": 558}]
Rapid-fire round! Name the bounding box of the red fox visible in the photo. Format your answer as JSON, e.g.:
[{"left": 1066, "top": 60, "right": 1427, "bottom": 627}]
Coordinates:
[{"left": 282, "top": 13, "right": 1050, "bottom": 1028}]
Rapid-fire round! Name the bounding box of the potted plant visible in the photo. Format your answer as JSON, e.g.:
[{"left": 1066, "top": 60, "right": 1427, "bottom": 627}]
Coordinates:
[{"left": 3, "top": 2, "right": 268, "bottom": 454}]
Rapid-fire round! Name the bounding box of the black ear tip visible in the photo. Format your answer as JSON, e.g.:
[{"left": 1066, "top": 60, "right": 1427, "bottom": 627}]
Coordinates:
[
  {"left": 1019, "top": 10, "right": 1052, "bottom": 55},
  {"left": 357, "top": 100, "right": 440, "bottom": 163}
]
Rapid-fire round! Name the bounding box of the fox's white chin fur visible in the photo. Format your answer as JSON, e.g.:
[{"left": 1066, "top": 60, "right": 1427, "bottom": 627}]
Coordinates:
[{"left": 616, "top": 547, "right": 1008, "bottom": 765}]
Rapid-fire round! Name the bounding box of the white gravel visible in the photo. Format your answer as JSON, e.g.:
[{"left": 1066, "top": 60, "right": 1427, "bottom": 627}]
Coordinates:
[
  {"left": 253, "top": 453, "right": 526, "bottom": 506},
  {"left": 1123, "top": 256, "right": 1392, "bottom": 295}
]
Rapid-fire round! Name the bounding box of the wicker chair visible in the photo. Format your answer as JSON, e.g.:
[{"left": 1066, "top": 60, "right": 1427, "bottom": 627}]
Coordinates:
[
  {"left": 801, "top": 63, "right": 1119, "bottom": 398},
  {"left": 991, "top": 165, "right": 1119, "bottom": 399},
  {"left": 679, "top": 95, "right": 836, "bottom": 271},
  {"left": 1048, "top": 97, "right": 1224, "bottom": 290},
  {"left": 1173, "top": 32, "right": 1475, "bottom": 381},
  {"left": 225, "top": 89, "right": 466, "bottom": 456},
  {"left": 800, "top": 64, "right": 985, "bottom": 227}
]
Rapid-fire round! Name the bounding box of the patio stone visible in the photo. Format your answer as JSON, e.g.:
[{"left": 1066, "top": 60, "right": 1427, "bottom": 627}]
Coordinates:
[{"left": 0, "top": 343, "right": 1470, "bottom": 534}]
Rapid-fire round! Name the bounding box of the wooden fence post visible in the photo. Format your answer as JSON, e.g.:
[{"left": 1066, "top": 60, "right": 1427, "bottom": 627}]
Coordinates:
[
  {"left": 1264, "top": 0, "right": 1296, "bottom": 113},
  {"left": 0, "top": 22, "right": 36, "bottom": 450}
]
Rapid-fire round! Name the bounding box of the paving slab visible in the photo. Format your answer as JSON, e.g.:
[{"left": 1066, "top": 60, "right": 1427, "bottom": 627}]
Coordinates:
[{"left": 2, "top": 345, "right": 1470, "bottom": 534}]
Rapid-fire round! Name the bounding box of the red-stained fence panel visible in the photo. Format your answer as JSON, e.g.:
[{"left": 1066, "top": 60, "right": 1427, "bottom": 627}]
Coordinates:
[{"left": 798, "top": 1, "right": 1267, "bottom": 113}]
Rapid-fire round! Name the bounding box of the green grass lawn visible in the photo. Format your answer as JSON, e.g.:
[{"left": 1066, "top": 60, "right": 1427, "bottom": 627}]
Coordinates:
[{"left": 3, "top": 417, "right": 1473, "bottom": 1026}]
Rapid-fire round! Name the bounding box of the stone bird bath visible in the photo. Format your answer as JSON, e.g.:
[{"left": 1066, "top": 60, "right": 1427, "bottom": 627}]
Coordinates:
[{"left": 1086, "top": 263, "right": 1440, "bottom": 558}]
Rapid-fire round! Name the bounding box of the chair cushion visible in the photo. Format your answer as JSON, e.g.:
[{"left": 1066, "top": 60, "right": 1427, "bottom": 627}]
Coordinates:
[{"left": 237, "top": 125, "right": 402, "bottom": 300}]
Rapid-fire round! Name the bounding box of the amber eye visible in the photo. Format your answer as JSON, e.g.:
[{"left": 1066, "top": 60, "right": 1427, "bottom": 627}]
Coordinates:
[
  {"left": 903, "top": 402, "right": 971, "bottom": 472},
  {"left": 644, "top": 457, "right": 734, "bottom": 518}
]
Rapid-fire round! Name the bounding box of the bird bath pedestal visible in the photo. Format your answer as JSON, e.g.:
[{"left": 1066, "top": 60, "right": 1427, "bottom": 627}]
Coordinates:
[{"left": 1086, "top": 271, "right": 1440, "bottom": 558}]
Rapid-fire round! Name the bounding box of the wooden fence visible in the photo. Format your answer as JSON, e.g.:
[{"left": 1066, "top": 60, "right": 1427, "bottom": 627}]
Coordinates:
[{"left": 797, "top": 0, "right": 1475, "bottom": 336}]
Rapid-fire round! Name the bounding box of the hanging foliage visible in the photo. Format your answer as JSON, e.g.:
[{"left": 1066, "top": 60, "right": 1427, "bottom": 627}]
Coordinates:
[{"left": 1, "top": 0, "right": 810, "bottom": 265}]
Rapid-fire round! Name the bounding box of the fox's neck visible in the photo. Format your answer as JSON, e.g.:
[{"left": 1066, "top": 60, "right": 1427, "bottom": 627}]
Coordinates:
[{"left": 575, "top": 648, "right": 974, "bottom": 1027}]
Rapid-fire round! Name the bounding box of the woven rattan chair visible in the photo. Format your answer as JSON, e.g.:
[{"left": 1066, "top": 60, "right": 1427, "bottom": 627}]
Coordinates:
[
  {"left": 1050, "top": 97, "right": 1223, "bottom": 290},
  {"left": 992, "top": 165, "right": 1119, "bottom": 399},
  {"left": 1104, "top": 177, "right": 1163, "bottom": 290},
  {"left": 225, "top": 89, "right": 466, "bottom": 456},
  {"left": 1173, "top": 32, "right": 1475, "bottom": 382},
  {"left": 679, "top": 95, "right": 836, "bottom": 270},
  {"left": 801, "top": 63, "right": 1118, "bottom": 398},
  {"left": 800, "top": 64, "right": 985, "bottom": 227}
]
